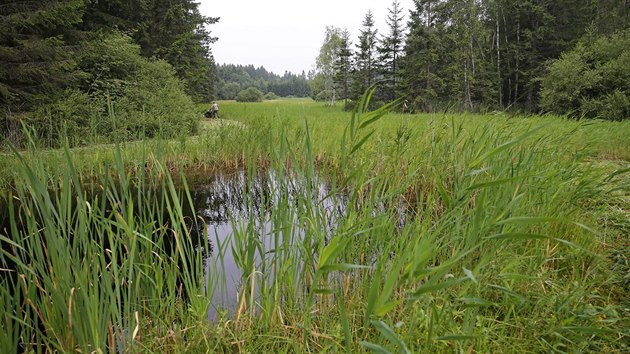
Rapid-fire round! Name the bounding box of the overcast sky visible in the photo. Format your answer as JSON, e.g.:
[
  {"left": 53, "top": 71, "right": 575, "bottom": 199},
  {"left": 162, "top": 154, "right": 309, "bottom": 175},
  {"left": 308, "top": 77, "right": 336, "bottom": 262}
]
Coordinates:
[{"left": 198, "top": 0, "right": 415, "bottom": 75}]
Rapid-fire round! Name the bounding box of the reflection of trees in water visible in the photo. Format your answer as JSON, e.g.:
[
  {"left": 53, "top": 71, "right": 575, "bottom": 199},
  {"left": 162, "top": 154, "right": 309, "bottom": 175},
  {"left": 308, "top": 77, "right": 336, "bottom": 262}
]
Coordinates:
[
  {"left": 190, "top": 171, "right": 346, "bottom": 231},
  {"left": 191, "top": 171, "right": 270, "bottom": 224}
]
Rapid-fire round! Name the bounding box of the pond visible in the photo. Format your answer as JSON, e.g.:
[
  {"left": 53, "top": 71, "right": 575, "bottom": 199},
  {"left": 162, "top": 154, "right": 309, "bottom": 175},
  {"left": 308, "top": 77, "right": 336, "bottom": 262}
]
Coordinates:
[{"left": 188, "top": 170, "right": 346, "bottom": 320}]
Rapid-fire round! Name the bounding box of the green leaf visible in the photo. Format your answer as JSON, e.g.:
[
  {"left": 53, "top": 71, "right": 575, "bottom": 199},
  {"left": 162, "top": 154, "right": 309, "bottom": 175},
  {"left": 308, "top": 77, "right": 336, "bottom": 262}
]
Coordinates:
[
  {"left": 317, "top": 263, "right": 370, "bottom": 273},
  {"left": 463, "top": 268, "right": 477, "bottom": 284},
  {"left": 495, "top": 216, "right": 561, "bottom": 225},
  {"left": 350, "top": 130, "right": 376, "bottom": 155},
  {"left": 467, "top": 175, "right": 538, "bottom": 190},
  {"left": 360, "top": 341, "right": 393, "bottom": 354},
  {"left": 371, "top": 320, "right": 410, "bottom": 354},
  {"left": 410, "top": 277, "right": 467, "bottom": 298},
  {"left": 374, "top": 301, "right": 400, "bottom": 317},
  {"left": 436, "top": 335, "right": 476, "bottom": 341},
  {"left": 468, "top": 125, "right": 545, "bottom": 169},
  {"left": 559, "top": 326, "right": 614, "bottom": 335},
  {"left": 318, "top": 234, "right": 351, "bottom": 268},
  {"left": 485, "top": 233, "right": 550, "bottom": 241},
  {"left": 459, "top": 297, "right": 495, "bottom": 307}
]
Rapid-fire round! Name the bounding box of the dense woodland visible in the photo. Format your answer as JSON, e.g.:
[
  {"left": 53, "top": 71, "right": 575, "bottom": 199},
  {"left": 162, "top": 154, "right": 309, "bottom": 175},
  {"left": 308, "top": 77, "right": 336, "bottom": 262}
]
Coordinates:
[
  {"left": 313, "top": 0, "right": 630, "bottom": 120},
  {"left": 0, "top": 0, "right": 218, "bottom": 147},
  {"left": 216, "top": 64, "right": 311, "bottom": 100}
]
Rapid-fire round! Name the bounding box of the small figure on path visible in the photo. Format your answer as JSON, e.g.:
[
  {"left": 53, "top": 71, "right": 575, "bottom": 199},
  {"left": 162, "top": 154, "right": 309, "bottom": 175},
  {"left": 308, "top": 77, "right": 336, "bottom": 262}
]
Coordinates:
[{"left": 211, "top": 102, "right": 219, "bottom": 118}]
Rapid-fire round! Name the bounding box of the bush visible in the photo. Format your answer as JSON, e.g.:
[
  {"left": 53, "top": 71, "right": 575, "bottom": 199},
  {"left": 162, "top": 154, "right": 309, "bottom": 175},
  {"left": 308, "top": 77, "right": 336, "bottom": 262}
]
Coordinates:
[
  {"left": 219, "top": 82, "right": 241, "bottom": 100},
  {"left": 264, "top": 92, "right": 279, "bottom": 100},
  {"left": 236, "top": 87, "right": 263, "bottom": 102},
  {"left": 540, "top": 29, "right": 630, "bottom": 121},
  {"left": 31, "top": 89, "right": 103, "bottom": 147},
  {"left": 76, "top": 32, "right": 198, "bottom": 143},
  {"left": 7, "top": 32, "right": 199, "bottom": 148}
]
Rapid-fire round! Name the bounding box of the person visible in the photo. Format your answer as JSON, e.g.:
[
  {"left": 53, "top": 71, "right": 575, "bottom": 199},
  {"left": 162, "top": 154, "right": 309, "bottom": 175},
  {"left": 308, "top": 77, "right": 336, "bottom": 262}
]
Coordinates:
[{"left": 211, "top": 102, "right": 219, "bottom": 118}]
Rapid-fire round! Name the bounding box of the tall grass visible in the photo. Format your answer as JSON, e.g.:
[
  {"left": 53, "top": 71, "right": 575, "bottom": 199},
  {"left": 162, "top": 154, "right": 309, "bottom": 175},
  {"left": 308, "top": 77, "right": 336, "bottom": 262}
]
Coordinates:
[
  {"left": 0, "top": 94, "right": 628, "bottom": 352},
  {"left": 0, "top": 137, "right": 210, "bottom": 352}
]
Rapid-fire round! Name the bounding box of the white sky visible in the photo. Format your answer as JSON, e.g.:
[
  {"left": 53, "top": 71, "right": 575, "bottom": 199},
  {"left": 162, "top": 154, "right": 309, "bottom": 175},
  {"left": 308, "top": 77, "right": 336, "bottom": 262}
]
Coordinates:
[{"left": 198, "top": 0, "right": 415, "bottom": 75}]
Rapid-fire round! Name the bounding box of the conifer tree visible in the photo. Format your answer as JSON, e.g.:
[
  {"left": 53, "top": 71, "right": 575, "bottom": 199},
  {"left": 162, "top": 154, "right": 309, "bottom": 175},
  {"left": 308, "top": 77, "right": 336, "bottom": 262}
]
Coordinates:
[
  {"left": 399, "top": 0, "right": 443, "bottom": 112},
  {"left": 0, "top": 0, "right": 84, "bottom": 113},
  {"left": 378, "top": 1, "right": 406, "bottom": 101},
  {"left": 352, "top": 11, "right": 379, "bottom": 100},
  {"left": 333, "top": 29, "right": 353, "bottom": 105},
  {"left": 82, "top": 0, "right": 219, "bottom": 101}
]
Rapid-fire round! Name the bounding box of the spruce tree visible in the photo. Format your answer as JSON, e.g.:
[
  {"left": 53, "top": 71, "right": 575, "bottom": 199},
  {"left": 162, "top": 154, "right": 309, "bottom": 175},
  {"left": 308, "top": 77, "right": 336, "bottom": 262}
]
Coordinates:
[
  {"left": 333, "top": 29, "right": 353, "bottom": 105},
  {"left": 0, "top": 0, "right": 84, "bottom": 113},
  {"left": 399, "top": 0, "right": 443, "bottom": 112},
  {"left": 352, "top": 11, "right": 379, "bottom": 100},
  {"left": 378, "top": 1, "right": 406, "bottom": 101},
  {"left": 83, "top": 0, "right": 220, "bottom": 101}
]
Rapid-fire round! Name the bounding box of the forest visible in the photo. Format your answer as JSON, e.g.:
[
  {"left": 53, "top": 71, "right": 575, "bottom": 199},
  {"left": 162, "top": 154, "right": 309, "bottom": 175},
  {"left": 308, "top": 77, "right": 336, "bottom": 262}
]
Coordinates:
[
  {"left": 1, "top": 0, "right": 218, "bottom": 147},
  {"left": 215, "top": 64, "right": 311, "bottom": 100},
  {"left": 311, "top": 0, "right": 629, "bottom": 119}
]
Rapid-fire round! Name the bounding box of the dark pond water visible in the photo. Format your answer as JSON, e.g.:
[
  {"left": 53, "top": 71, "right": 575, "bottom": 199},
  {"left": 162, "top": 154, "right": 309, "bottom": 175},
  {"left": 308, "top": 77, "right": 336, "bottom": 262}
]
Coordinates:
[{"left": 188, "top": 170, "right": 345, "bottom": 320}]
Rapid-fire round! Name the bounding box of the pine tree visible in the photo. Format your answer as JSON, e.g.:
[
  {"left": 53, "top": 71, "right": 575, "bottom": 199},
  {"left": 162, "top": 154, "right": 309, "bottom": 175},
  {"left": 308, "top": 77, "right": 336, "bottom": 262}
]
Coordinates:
[{"left": 441, "top": 0, "right": 496, "bottom": 110}]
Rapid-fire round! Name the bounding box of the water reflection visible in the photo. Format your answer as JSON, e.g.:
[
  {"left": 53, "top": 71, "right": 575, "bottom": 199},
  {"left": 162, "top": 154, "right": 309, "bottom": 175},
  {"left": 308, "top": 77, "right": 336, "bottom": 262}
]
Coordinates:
[{"left": 190, "top": 170, "right": 343, "bottom": 320}]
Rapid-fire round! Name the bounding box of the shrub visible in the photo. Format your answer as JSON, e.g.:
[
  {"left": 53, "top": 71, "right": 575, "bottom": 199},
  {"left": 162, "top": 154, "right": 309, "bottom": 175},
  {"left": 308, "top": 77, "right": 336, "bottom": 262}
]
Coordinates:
[
  {"left": 31, "top": 89, "right": 103, "bottom": 147},
  {"left": 236, "top": 87, "right": 263, "bottom": 102},
  {"left": 540, "top": 29, "right": 630, "bottom": 121},
  {"left": 219, "top": 82, "right": 241, "bottom": 100},
  {"left": 264, "top": 92, "right": 279, "bottom": 100}
]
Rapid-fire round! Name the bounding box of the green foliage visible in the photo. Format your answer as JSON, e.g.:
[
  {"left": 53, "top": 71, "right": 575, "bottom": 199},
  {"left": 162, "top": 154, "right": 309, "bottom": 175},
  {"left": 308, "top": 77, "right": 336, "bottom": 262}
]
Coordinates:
[
  {"left": 377, "top": 1, "right": 405, "bottom": 102},
  {"left": 263, "top": 92, "right": 279, "bottom": 100},
  {"left": 0, "top": 0, "right": 84, "bottom": 113},
  {"left": 394, "top": 0, "right": 627, "bottom": 112},
  {"left": 0, "top": 145, "right": 208, "bottom": 352},
  {"left": 219, "top": 82, "right": 241, "bottom": 100},
  {"left": 334, "top": 29, "right": 353, "bottom": 103},
  {"left": 0, "top": 100, "right": 628, "bottom": 351},
  {"left": 82, "top": 0, "right": 219, "bottom": 102},
  {"left": 20, "top": 32, "right": 198, "bottom": 147},
  {"left": 1, "top": 1, "right": 216, "bottom": 148},
  {"left": 353, "top": 11, "right": 379, "bottom": 100},
  {"left": 31, "top": 89, "right": 101, "bottom": 147},
  {"left": 236, "top": 87, "right": 264, "bottom": 102},
  {"left": 315, "top": 89, "right": 334, "bottom": 102},
  {"left": 216, "top": 64, "right": 311, "bottom": 99},
  {"left": 540, "top": 30, "right": 630, "bottom": 121}
]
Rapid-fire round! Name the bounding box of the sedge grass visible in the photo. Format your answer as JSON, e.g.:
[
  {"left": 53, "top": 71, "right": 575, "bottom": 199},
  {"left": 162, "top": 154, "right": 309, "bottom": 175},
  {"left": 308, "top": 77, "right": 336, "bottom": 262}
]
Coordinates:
[{"left": 0, "top": 94, "right": 628, "bottom": 352}]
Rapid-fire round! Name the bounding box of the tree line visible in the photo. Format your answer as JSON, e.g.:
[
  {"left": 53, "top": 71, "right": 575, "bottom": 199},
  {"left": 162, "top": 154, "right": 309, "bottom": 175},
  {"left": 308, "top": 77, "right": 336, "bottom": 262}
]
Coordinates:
[
  {"left": 313, "top": 0, "right": 629, "bottom": 120},
  {"left": 1, "top": 0, "right": 219, "bottom": 147},
  {"left": 216, "top": 64, "right": 311, "bottom": 100}
]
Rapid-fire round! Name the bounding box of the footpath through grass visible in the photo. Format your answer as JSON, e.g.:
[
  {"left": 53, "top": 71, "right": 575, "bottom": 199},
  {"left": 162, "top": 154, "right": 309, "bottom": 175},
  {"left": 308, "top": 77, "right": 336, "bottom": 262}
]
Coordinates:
[{"left": 0, "top": 98, "right": 628, "bottom": 352}]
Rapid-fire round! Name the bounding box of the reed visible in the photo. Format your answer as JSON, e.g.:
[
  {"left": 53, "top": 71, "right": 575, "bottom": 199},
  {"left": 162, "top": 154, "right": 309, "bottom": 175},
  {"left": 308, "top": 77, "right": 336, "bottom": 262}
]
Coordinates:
[{"left": 0, "top": 93, "right": 628, "bottom": 352}]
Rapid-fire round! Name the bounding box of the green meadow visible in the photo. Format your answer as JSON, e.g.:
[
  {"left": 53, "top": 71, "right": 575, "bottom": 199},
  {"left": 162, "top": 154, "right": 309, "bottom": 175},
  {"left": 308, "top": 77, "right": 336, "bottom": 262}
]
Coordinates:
[{"left": 1, "top": 98, "right": 629, "bottom": 353}]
